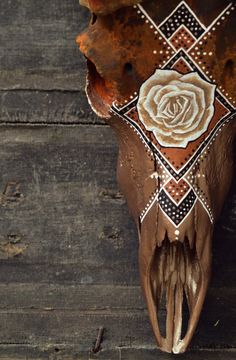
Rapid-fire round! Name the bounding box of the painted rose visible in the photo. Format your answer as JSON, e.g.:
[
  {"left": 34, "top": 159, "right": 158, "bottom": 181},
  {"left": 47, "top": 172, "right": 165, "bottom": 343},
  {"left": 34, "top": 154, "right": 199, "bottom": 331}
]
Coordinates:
[{"left": 137, "top": 69, "right": 216, "bottom": 148}]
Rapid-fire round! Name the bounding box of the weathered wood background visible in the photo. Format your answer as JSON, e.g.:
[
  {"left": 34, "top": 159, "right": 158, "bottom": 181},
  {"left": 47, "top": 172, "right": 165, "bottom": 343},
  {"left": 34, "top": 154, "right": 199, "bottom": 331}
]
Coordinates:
[{"left": 0, "top": 1, "right": 235, "bottom": 359}]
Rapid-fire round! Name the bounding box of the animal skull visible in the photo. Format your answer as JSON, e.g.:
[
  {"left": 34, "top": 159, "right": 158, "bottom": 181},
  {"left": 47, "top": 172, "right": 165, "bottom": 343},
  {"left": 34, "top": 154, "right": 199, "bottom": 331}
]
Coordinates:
[{"left": 77, "top": 0, "right": 236, "bottom": 353}]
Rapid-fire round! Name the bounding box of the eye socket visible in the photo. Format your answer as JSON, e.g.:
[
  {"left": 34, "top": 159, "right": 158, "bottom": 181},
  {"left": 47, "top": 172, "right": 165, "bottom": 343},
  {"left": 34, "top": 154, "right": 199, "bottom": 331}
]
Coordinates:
[
  {"left": 124, "top": 62, "right": 133, "bottom": 74},
  {"left": 91, "top": 13, "right": 97, "bottom": 25}
]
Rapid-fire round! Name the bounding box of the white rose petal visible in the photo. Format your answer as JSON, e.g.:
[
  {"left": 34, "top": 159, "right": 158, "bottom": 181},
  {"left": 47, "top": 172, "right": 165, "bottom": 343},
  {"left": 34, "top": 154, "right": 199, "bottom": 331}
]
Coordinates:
[{"left": 137, "top": 69, "right": 216, "bottom": 148}]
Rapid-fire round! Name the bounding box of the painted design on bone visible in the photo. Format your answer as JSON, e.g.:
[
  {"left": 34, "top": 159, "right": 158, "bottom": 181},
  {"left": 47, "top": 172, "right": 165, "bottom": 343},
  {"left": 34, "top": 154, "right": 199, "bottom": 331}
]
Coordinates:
[
  {"left": 137, "top": 69, "right": 216, "bottom": 148},
  {"left": 111, "top": 1, "right": 236, "bottom": 229},
  {"left": 79, "top": 0, "right": 236, "bottom": 354}
]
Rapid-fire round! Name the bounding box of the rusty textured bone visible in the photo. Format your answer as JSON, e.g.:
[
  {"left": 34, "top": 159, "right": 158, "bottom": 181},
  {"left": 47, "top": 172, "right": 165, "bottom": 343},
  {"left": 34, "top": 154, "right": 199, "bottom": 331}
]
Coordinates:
[
  {"left": 77, "top": 0, "right": 236, "bottom": 353},
  {"left": 80, "top": 0, "right": 140, "bottom": 14}
]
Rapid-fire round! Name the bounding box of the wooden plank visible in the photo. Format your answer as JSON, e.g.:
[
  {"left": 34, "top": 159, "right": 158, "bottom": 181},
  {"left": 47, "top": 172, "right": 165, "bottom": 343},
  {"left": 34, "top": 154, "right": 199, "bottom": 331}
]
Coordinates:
[
  {"left": 0, "top": 125, "right": 234, "bottom": 287},
  {"left": 121, "top": 349, "right": 236, "bottom": 360},
  {"left": 0, "top": 90, "right": 101, "bottom": 125},
  {"left": 0, "top": 284, "right": 145, "bottom": 311},
  {"left": 0, "top": 0, "right": 235, "bottom": 356},
  {"left": 0, "top": 125, "right": 140, "bottom": 285},
  {"left": 0, "top": 296, "right": 234, "bottom": 350},
  {"left": 0, "top": 125, "right": 234, "bottom": 354},
  {"left": 0, "top": 346, "right": 235, "bottom": 360},
  {"left": 0, "top": 311, "right": 156, "bottom": 349},
  {"left": 0, "top": 346, "right": 120, "bottom": 360},
  {"left": 0, "top": 284, "right": 233, "bottom": 313},
  {"left": 0, "top": 0, "right": 89, "bottom": 91},
  {"left": 0, "top": 283, "right": 234, "bottom": 349}
]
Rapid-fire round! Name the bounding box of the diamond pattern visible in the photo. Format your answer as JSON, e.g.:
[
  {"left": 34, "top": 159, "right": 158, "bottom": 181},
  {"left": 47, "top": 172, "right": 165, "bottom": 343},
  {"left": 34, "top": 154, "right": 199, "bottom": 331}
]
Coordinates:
[
  {"left": 164, "top": 179, "right": 190, "bottom": 204},
  {"left": 111, "top": 2, "right": 236, "bottom": 226},
  {"left": 159, "top": 2, "right": 205, "bottom": 39},
  {"left": 159, "top": 189, "right": 196, "bottom": 226},
  {"left": 169, "top": 26, "right": 196, "bottom": 50}
]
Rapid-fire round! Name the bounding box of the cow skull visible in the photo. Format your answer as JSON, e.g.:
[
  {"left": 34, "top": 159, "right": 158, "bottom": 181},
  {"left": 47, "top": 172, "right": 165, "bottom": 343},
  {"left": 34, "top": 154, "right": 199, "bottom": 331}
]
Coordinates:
[{"left": 77, "top": 0, "right": 236, "bottom": 353}]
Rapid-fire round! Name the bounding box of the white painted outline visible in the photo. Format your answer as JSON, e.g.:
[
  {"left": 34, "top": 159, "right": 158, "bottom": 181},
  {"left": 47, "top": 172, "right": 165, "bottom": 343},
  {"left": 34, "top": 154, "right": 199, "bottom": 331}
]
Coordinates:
[
  {"left": 169, "top": 24, "right": 198, "bottom": 50},
  {"left": 138, "top": 0, "right": 235, "bottom": 109},
  {"left": 113, "top": 96, "right": 138, "bottom": 112},
  {"left": 154, "top": 111, "right": 232, "bottom": 178},
  {"left": 158, "top": 196, "right": 198, "bottom": 229},
  {"left": 165, "top": 45, "right": 236, "bottom": 109},
  {"left": 140, "top": 189, "right": 159, "bottom": 223},
  {"left": 140, "top": 174, "right": 214, "bottom": 226},
  {"left": 167, "top": 54, "right": 195, "bottom": 72},
  {"left": 162, "top": 185, "right": 192, "bottom": 208},
  {"left": 121, "top": 2, "right": 233, "bottom": 227},
  {"left": 137, "top": 4, "right": 176, "bottom": 53},
  {"left": 138, "top": 1, "right": 235, "bottom": 109},
  {"left": 184, "top": 177, "right": 214, "bottom": 224},
  {"left": 110, "top": 106, "right": 156, "bottom": 161},
  {"left": 217, "top": 89, "right": 236, "bottom": 110},
  {"left": 187, "top": 2, "right": 234, "bottom": 52},
  {"left": 140, "top": 177, "right": 171, "bottom": 223},
  {"left": 113, "top": 99, "right": 233, "bottom": 180},
  {"left": 184, "top": 50, "right": 236, "bottom": 110},
  {"left": 156, "top": 0, "right": 206, "bottom": 33},
  {"left": 140, "top": 173, "right": 192, "bottom": 224}
]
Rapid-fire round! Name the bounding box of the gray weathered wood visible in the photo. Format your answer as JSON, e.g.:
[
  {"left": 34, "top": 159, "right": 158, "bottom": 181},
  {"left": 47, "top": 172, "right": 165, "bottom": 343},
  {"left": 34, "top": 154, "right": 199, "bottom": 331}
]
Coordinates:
[
  {"left": 0, "top": 126, "right": 234, "bottom": 288},
  {"left": 0, "top": 125, "right": 234, "bottom": 356},
  {"left": 0, "top": 125, "right": 138, "bottom": 284},
  {"left": 0, "top": 0, "right": 89, "bottom": 91},
  {"left": 0, "top": 90, "right": 101, "bottom": 125},
  {"left": 120, "top": 349, "right": 236, "bottom": 360},
  {"left": 0, "top": 0, "right": 103, "bottom": 126},
  {"left": 0, "top": 346, "right": 235, "bottom": 360},
  {"left": 0, "top": 303, "right": 234, "bottom": 349},
  {"left": 0, "top": 283, "right": 233, "bottom": 313},
  {"left": 0, "top": 0, "right": 235, "bottom": 358},
  {"left": 0, "top": 283, "right": 234, "bottom": 349}
]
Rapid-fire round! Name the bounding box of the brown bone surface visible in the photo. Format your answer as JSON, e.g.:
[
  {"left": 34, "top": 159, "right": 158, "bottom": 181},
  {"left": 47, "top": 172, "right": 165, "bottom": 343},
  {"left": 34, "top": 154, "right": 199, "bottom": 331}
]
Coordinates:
[
  {"left": 80, "top": 0, "right": 140, "bottom": 14},
  {"left": 77, "top": 0, "right": 236, "bottom": 354}
]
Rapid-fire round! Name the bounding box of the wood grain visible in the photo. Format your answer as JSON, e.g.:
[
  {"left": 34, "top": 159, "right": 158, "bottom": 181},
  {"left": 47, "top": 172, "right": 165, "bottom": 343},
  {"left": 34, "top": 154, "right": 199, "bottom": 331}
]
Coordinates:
[
  {"left": 0, "top": 346, "right": 235, "bottom": 360},
  {"left": 0, "top": 0, "right": 235, "bottom": 358},
  {"left": 0, "top": 0, "right": 89, "bottom": 91},
  {"left": 0, "top": 126, "right": 234, "bottom": 287},
  {"left": 0, "top": 90, "right": 101, "bottom": 125}
]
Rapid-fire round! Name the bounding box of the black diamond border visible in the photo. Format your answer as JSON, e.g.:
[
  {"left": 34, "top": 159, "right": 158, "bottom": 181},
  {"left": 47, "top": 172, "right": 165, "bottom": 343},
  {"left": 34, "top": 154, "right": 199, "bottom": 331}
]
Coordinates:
[
  {"left": 159, "top": 2, "right": 205, "bottom": 39},
  {"left": 159, "top": 188, "right": 196, "bottom": 226},
  {"left": 111, "top": 50, "right": 236, "bottom": 181}
]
